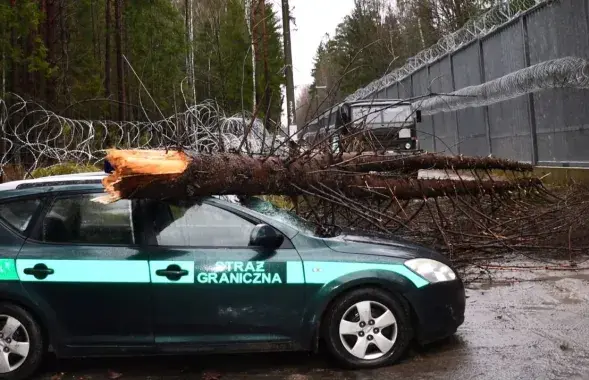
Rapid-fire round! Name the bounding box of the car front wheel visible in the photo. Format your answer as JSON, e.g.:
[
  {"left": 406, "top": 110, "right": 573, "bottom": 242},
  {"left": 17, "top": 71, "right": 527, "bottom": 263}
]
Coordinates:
[
  {"left": 323, "top": 287, "right": 413, "bottom": 369},
  {"left": 0, "top": 303, "right": 44, "bottom": 380}
]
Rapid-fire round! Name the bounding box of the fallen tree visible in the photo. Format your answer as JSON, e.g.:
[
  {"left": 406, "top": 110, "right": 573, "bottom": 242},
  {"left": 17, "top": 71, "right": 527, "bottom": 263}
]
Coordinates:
[
  {"left": 324, "top": 152, "right": 532, "bottom": 172},
  {"left": 100, "top": 149, "right": 539, "bottom": 202}
]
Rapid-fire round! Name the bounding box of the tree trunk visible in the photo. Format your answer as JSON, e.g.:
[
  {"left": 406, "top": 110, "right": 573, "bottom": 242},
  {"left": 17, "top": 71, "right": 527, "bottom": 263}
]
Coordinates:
[
  {"left": 44, "top": 0, "right": 57, "bottom": 107},
  {"left": 281, "top": 0, "right": 296, "bottom": 134},
  {"left": 245, "top": 0, "right": 256, "bottom": 113},
  {"left": 99, "top": 150, "right": 537, "bottom": 202},
  {"left": 58, "top": 0, "right": 70, "bottom": 105},
  {"left": 105, "top": 0, "right": 112, "bottom": 99},
  {"left": 123, "top": 1, "right": 131, "bottom": 120},
  {"left": 9, "top": 0, "right": 16, "bottom": 96},
  {"left": 114, "top": 0, "right": 126, "bottom": 120},
  {"left": 90, "top": 0, "right": 98, "bottom": 60},
  {"left": 183, "top": 0, "right": 196, "bottom": 103},
  {"left": 259, "top": 0, "right": 272, "bottom": 128}
]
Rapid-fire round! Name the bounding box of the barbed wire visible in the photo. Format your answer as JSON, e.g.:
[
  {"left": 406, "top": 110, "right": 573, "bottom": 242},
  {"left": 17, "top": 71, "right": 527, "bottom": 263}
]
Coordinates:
[
  {"left": 345, "top": 0, "right": 549, "bottom": 102},
  {"left": 0, "top": 94, "right": 287, "bottom": 178},
  {"left": 414, "top": 56, "right": 589, "bottom": 114}
]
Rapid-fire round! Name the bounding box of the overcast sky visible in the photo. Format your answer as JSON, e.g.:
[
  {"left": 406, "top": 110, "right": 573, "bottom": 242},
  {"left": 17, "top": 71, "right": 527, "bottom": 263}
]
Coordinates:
[
  {"left": 270, "top": 0, "right": 355, "bottom": 126},
  {"left": 271, "top": 0, "right": 355, "bottom": 94}
]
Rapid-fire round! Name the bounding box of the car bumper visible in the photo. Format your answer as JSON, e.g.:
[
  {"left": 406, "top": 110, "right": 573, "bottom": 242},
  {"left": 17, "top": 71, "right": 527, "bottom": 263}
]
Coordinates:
[{"left": 404, "top": 279, "right": 466, "bottom": 345}]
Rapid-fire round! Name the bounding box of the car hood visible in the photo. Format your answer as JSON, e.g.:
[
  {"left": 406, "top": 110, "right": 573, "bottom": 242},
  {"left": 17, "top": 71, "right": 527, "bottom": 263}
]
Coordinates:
[{"left": 322, "top": 229, "right": 449, "bottom": 264}]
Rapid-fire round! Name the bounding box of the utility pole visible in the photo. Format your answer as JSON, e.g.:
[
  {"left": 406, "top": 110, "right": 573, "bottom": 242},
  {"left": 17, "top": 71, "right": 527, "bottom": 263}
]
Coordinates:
[{"left": 281, "top": 0, "right": 296, "bottom": 136}]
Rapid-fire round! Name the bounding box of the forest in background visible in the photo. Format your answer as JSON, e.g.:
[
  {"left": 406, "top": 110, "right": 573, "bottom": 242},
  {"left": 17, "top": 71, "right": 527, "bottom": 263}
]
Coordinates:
[
  {"left": 0, "top": 0, "right": 285, "bottom": 125},
  {"left": 0, "top": 0, "right": 539, "bottom": 130},
  {"left": 295, "top": 0, "right": 537, "bottom": 126}
]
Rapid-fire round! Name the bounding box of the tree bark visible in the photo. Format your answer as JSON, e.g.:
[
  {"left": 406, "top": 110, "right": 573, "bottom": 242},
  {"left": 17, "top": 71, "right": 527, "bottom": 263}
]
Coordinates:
[{"left": 100, "top": 150, "right": 538, "bottom": 202}]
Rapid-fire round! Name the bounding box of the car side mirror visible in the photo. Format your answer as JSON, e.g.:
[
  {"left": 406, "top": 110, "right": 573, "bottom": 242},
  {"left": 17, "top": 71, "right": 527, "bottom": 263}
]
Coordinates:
[{"left": 249, "top": 224, "right": 284, "bottom": 251}]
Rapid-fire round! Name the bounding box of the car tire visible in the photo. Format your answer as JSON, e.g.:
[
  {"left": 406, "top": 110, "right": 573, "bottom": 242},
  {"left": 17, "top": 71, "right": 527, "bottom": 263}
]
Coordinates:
[
  {"left": 0, "top": 303, "right": 45, "bottom": 380},
  {"left": 322, "top": 287, "right": 413, "bottom": 369}
]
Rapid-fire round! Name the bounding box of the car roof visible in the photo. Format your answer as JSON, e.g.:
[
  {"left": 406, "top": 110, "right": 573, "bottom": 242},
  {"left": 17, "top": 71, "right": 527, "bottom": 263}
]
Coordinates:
[
  {"left": 0, "top": 173, "right": 300, "bottom": 236},
  {"left": 0, "top": 171, "right": 107, "bottom": 192},
  {"left": 0, "top": 172, "right": 107, "bottom": 200}
]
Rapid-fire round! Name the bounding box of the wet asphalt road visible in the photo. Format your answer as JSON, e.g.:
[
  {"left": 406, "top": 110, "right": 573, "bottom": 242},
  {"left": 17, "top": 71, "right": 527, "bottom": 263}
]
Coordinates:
[{"left": 34, "top": 260, "right": 589, "bottom": 380}]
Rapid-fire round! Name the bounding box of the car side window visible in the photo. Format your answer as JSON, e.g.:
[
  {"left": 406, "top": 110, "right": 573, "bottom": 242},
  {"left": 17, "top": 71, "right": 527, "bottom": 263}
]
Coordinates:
[
  {"left": 41, "top": 195, "right": 135, "bottom": 245},
  {"left": 150, "top": 201, "right": 255, "bottom": 247},
  {"left": 0, "top": 198, "right": 41, "bottom": 233}
]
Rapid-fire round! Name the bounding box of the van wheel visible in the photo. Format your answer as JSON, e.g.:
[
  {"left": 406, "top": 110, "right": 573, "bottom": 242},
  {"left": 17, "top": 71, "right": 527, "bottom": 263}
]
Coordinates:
[
  {"left": 0, "top": 303, "right": 44, "bottom": 380},
  {"left": 322, "top": 287, "right": 413, "bottom": 369}
]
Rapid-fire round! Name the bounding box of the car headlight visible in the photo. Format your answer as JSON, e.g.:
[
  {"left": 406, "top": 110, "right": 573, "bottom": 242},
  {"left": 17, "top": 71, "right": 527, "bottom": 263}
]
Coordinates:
[
  {"left": 404, "top": 258, "right": 456, "bottom": 283},
  {"left": 405, "top": 142, "right": 412, "bottom": 150}
]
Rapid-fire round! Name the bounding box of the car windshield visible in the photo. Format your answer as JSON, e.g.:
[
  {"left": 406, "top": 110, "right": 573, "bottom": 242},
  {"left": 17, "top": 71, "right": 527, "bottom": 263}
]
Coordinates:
[{"left": 234, "top": 196, "right": 340, "bottom": 238}]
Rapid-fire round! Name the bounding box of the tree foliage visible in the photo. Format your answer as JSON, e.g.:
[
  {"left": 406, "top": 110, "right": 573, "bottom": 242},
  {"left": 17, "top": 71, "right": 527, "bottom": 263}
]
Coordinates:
[{"left": 0, "top": 0, "right": 285, "bottom": 124}]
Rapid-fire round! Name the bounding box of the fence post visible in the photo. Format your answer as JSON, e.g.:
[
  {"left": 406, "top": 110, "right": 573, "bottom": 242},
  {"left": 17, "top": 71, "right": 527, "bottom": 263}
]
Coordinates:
[
  {"left": 522, "top": 14, "right": 538, "bottom": 165},
  {"left": 426, "top": 64, "right": 436, "bottom": 152},
  {"left": 449, "top": 53, "right": 460, "bottom": 155},
  {"left": 478, "top": 38, "right": 492, "bottom": 156}
]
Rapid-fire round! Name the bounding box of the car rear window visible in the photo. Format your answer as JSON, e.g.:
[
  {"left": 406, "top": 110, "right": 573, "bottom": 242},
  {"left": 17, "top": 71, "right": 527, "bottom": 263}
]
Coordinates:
[
  {"left": 42, "top": 195, "right": 135, "bottom": 245},
  {"left": 0, "top": 198, "right": 42, "bottom": 233}
]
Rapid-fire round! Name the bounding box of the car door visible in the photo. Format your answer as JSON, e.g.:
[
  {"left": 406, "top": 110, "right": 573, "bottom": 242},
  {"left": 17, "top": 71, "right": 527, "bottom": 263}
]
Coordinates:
[
  {"left": 141, "top": 198, "right": 306, "bottom": 349},
  {"left": 16, "top": 191, "right": 154, "bottom": 351}
]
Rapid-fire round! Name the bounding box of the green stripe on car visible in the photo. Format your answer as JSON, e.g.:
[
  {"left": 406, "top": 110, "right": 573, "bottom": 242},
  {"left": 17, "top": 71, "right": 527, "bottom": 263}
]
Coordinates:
[
  {"left": 16, "top": 259, "right": 150, "bottom": 283},
  {"left": 0, "top": 259, "right": 19, "bottom": 280},
  {"left": 287, "top": 261, "right": 429, "bottom": 288},
  {"left": 6, "top": 259, "right": 427, "bottom": 287}
]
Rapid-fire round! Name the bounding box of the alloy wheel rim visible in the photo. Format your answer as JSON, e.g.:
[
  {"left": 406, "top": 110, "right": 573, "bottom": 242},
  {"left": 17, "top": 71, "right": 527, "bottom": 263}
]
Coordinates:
[
  {"left": 338, "top": 300, "right": 398, "bottom": 360},
  {"left": 0, "top": 315, "right": 30, "bottom": 373}
]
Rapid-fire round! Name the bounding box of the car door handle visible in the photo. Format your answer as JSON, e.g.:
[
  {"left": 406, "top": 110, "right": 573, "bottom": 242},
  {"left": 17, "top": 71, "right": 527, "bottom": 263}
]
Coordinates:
[
  {"left": 23, "top": 263, "right": 54, "bottom": 280},
  {"left": 155, "top": 269, "right": 189, "bottom": 277},
  {"left": 155, "top": 264, "right": 189, "bottom": 281}
]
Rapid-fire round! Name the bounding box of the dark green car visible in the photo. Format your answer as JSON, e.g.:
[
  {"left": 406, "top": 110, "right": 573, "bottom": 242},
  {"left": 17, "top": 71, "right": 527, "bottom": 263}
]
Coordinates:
[{"left": 0, "top": 173, "right": 465, "bottom": 379}]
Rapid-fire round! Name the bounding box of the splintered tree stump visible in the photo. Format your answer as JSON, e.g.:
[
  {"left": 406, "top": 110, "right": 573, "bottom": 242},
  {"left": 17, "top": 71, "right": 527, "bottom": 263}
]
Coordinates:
[{"left": 98, "top": 149, "right": 540, "bottom": 203}]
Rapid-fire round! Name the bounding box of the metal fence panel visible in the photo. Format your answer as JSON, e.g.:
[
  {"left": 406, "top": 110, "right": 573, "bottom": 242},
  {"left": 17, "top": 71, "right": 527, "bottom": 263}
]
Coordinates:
[
  {"left": 352, "top": 0, "right": 589, "bottom": 166},
  {"left": 483, "top": 22, "right": 532, "bottom": 162},
  {"left": 386, "top": 84, "right": 399, "bottom": 99},
  {"left": 428, "top": 56, "right": 458, "bottom": 154},
  {"left": 412, "top": 68, "right": 429, "bottom": 97},
  {"left": 411, "top": 68, "right": 434, "bottom": 151},
  {"left": 399, "top": 77, "right": 412, "bottom": 99},
  {"left": 452, "top": 43, "right": 488, "bottom": 156},
  {"left": 527, "top": 0, "right": 589, "bottom": 165}
]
